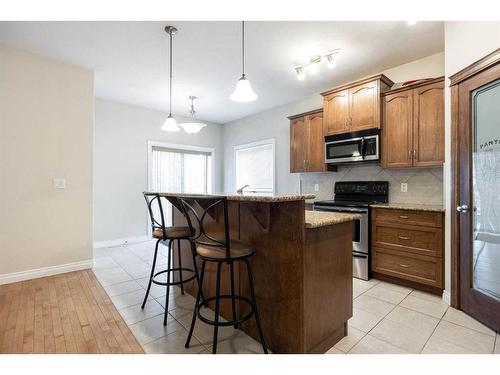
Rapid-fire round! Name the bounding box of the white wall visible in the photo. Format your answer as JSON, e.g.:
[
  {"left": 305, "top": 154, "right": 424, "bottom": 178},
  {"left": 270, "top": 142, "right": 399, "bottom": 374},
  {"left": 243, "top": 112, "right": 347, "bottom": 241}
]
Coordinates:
[
  {"left": 443, "top": 21, "right": 500, "bottom": 300},
  {"left": 93, "top": 99, "right": 223, "bottom": 244},
  {"left": 0, "top": 45, "right": 94, "bottom": 281},
  {"left": 222, "top": 52, "right": 445, "bottom": 194}
]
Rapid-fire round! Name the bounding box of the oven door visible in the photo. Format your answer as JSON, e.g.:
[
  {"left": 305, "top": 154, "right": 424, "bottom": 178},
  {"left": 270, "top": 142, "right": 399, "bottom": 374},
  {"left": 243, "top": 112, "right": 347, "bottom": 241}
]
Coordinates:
[
  {"left": 312, "top": 205, "right": 368, "bottom": 253},
  {"left": 325, "top": 137, "right": 363, "bottom": 163}
]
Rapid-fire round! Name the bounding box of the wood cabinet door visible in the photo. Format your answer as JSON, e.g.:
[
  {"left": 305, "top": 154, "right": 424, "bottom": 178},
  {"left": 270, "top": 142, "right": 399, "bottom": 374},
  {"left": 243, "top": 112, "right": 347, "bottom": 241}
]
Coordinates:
[
  {"left": 413, "top": 81, "right": 444, "bottom": 167},
  {"left": 323, "top": 90, "right": 349, "bottom": 135},
  {"left": 290, "top": 117, "right": 309, "bottom": 173},
  {"left": 381, "top": 90, "right": 413, "bottom": 168},
  {"left": 349, "top": 80, "right": 380, "bottom": 132},
  {"left": 306, "top": 112, "right": 326, "bottom": 172}
]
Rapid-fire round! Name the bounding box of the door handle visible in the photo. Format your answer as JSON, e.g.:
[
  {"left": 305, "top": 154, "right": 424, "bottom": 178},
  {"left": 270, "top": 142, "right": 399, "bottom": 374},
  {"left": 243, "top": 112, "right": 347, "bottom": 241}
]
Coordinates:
[{"left": 456, "top": 204, "right": 469, "bottom": 213}]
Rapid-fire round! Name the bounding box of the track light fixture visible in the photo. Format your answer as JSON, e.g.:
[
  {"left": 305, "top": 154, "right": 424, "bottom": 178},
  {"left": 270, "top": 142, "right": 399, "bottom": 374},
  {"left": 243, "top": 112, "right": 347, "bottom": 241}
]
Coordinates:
[{"left": 294, "top": 49, "right": 340, "bottom": 81}]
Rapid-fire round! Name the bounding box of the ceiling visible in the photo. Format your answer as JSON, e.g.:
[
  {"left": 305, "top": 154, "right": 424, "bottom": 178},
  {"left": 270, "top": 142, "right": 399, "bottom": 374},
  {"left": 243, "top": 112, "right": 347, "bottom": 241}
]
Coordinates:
[{"left": 0, "top": 21, "right": 444, "bottom": 124}]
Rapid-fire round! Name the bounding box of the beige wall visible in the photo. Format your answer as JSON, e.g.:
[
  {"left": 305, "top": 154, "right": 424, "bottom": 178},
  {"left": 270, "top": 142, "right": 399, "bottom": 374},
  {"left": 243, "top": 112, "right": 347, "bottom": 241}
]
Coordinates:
[
  {"left": 0, "top": 45, "right": 94, "bottom": 280},
  {"left": 443, "top": 21, "right": 500, "bottom": 300}
]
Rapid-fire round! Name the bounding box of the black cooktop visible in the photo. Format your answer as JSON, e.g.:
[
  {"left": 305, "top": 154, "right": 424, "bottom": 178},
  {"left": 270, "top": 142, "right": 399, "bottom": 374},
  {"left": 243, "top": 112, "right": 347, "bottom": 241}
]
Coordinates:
[{"left": 314, "top": 181, "right": 389, "bottom": 208}]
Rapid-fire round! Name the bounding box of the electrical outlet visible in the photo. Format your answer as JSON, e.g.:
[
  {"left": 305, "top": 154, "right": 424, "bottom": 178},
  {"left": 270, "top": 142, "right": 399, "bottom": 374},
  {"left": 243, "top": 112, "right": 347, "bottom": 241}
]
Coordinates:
[
  {"left": 401, "top": 183, "right": 408, "bottom": 193},
  {"left": 314, "top": 184, "right": 320, "bottom": 192},
  {"left": 53, "top": 178, "right": 66, "bottom": 189}
]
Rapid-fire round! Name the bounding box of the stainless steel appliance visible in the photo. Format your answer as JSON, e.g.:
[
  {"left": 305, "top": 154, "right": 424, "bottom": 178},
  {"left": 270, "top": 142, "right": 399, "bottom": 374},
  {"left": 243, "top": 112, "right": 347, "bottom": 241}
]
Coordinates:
[
  {"left": 324, "top": 129, "right": 379, "bottom": 164},
  {"left": 313, "top": 181, "right": 388, "bottom": 280}
]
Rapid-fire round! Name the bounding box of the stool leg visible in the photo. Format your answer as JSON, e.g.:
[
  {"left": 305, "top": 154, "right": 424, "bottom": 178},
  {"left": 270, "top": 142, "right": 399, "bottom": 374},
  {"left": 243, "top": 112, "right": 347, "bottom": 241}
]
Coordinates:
[
  {"left": 163, "top": 239, "right": 173, "bottom": 326},
  {"left": 229, "top": 261, "right": 238, "bottom": 329},
  {"left": 177, "top": 239, "right": 185, "bottom": 295},
  {"left": 186, "top": 260, "right": 206, "bottom": 348},
  {"left": 142, "top": 239, "right": 160, "bottom": 309},
  {"left": 190, "top": 240, "right": 208, "bottom": 307},
  {"left": 244, "top": 259, "right": 268, "bottom": 354},
  {"left": 212, "top": 261, "right": 222, "bottom": 354}
]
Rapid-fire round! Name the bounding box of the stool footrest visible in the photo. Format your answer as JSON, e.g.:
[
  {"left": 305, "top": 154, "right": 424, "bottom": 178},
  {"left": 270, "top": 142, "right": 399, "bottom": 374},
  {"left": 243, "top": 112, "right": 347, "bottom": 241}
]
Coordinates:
[
  {"left": 152, "top": 267, "right": 196, "bottom": 286},
  {"left": 196, "top": 295, "right": 255, "bottom": 326}
]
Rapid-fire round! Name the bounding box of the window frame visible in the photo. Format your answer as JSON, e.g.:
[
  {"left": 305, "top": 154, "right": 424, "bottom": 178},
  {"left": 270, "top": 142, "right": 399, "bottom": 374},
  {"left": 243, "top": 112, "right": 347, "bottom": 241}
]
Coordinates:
[
  {"left": 233, "top": 138, "right": 276, "bottom": 194},
  {"left": 147, "top": 140, "right": 216, "bottom": 235}
]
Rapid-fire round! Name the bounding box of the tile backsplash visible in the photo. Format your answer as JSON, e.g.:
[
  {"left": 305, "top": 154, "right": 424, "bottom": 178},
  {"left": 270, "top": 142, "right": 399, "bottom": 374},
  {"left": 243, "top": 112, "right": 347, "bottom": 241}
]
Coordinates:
[{"left": 300, "top": 164, "right": 443, "bottom": 205}]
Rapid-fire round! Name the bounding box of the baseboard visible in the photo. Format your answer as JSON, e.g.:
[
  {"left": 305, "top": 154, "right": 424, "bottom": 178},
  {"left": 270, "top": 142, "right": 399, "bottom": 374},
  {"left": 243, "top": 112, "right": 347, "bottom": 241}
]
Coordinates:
[
  {"left": 0, "top": 259, "right": 93, "bottom": 285},
  {"left": 93, "top": 235, "right": 150, "bottom": 249},
  {"left": 442, "top": 290, "right": 451, "bottom": 305}
]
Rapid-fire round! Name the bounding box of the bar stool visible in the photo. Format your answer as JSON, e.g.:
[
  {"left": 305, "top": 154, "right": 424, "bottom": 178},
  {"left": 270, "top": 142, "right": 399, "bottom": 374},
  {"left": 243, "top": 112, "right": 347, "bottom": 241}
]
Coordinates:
[
  {"left": 177, "top": 196, "right": 268, "bottom": 354},
  {"left": 143, "top": 193, "right": 205, "bottom": 326}
]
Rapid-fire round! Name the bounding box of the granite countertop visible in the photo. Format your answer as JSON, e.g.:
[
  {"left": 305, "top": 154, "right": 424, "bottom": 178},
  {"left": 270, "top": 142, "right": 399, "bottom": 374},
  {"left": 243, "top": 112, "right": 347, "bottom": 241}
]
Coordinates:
[
  {"left": 305, "top": 210, "right": 361, "bottom": 229},
  {"left": 144, "top": 191, "right": 316, "bottom": 203},
  {"left": 369, "top": 202, "right": 445, "bottom": 212}
]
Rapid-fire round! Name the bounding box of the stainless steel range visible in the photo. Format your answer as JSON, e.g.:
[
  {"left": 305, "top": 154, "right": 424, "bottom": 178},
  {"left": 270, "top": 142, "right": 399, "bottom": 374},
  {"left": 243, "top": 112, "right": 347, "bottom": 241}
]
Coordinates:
[{"left": 313, "top": 181, "right": 389, "bottom": 280}]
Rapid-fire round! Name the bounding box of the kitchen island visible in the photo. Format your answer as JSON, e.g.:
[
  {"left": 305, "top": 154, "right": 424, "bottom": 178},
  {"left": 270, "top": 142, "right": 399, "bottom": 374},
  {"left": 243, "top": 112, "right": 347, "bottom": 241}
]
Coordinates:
[{"left": 151, "top": 192, "right": 358, "bottom": 353}]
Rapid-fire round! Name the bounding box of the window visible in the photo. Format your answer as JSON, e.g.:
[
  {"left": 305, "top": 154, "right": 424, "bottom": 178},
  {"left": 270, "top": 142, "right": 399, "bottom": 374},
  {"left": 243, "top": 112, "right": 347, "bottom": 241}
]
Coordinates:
[
  {"left": 148, "top": 142, "right": 213, "bottom": 226},
  {"left": 234, "top": 139, "right": 275, "bottom": 193}
]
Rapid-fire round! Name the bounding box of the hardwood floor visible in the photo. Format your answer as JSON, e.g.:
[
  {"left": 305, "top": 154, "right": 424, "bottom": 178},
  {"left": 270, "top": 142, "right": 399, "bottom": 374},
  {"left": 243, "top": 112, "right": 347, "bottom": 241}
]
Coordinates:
[{"left": 0, "top": 269, "right": 143, "bottom": 354}]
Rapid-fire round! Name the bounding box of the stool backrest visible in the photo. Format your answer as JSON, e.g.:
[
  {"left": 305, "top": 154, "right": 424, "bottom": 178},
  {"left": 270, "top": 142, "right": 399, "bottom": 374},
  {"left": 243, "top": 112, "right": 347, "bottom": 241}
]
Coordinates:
[
  {"left": 143, "top": 192, "right": 168, "bottom": 238},
  {"left": 177, "top": 196, "right": 231, "bottom": 258}
]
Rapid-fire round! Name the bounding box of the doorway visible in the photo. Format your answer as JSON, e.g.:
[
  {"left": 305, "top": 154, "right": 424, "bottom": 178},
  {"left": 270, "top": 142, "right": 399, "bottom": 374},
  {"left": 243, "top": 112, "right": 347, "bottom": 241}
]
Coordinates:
[{"left": 451, "top": 48, "right": 500, "bottom": 332}]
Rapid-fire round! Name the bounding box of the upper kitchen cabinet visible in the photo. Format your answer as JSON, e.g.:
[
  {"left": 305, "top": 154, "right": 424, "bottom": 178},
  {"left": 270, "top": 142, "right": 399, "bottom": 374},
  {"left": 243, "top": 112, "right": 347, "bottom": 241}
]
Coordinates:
[
  {"left": 321, "top": 74, "right": 393, "bottom": 136},
  {"left": 289, "top": 109, "right": 332, "bottom": 173},
  {"left": 381, "top": 77, "right": 444, "bottom": 168}
]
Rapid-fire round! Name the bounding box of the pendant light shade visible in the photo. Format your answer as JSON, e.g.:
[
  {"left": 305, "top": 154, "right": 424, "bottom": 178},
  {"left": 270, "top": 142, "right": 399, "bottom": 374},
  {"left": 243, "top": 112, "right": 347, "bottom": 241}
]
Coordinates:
[
  {"left": 179, "top": 96, "right": 207, "bottom": 134},
  {"left": 230, "top": 74, "right": 258, "bottom": 102},
  {"left": 161, "top": 115, "right": 180, "bottom": 132},
  {"left": 162, "top": 26, "right": 180, "bottom": 132},
  {"left": 230, "top": 21, "right": 257, "bottom": 102}
]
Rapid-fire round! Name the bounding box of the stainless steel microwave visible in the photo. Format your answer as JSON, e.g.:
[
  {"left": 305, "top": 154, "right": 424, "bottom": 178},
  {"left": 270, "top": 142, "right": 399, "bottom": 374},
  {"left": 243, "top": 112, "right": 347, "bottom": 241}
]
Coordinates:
[{"left": 324, "top": 129, "right": 379, "bottom": 164}]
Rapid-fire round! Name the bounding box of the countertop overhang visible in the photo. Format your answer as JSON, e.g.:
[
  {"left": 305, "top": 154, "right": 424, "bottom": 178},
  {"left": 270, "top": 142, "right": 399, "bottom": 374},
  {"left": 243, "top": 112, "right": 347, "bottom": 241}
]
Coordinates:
[
  {"left": 144, "top": 191, "right": 316, "bottom": 203},
  {"left": 305, "top": 210, "right": 361, "bottom": 228}
]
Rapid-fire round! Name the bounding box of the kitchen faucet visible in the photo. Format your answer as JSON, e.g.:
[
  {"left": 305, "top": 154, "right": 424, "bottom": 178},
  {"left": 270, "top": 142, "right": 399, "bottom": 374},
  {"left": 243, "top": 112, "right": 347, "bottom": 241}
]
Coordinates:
[{"left": 236, "top": 184, "right": 249, "bottom": 194}]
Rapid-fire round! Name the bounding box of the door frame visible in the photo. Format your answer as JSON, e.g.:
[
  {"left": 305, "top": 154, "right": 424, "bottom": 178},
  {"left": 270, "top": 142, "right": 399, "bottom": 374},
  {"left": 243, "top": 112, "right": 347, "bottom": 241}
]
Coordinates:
[{"left": 450, "top": 48, "right": 500, "bottom": 308}]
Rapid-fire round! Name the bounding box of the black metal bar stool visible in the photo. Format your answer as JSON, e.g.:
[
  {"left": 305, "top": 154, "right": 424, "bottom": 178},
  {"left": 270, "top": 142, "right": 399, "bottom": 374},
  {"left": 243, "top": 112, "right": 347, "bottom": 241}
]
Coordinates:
[
  {"left": 143, "top": 193, "right": 205, "bottom": 326},
  {"left": 177, "top": 196, "right": 268, "bottom": 354}
]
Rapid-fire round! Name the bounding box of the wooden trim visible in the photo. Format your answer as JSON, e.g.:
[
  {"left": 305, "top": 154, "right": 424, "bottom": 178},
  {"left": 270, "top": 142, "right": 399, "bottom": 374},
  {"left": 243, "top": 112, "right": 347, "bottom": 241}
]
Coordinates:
[
  {"left": 449, "top": 48, "right": 500, "bottom": 86},
  {"left": 381, "top": 76, "right": 445, "bottom": 96},
  {"left": 320, "top": 74, "right": 394, "bottom": 96},
  {"left": 287, "top": 108, "right": 322, "bottom": 120},
  {"left": 450, "top": 83, "right": 460, "bottom": 308}
]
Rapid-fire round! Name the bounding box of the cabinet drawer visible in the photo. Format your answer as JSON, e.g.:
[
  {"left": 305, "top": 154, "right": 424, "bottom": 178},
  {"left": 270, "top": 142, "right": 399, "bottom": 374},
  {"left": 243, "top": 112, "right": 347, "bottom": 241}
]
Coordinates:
[
  {"left": 373, "top": 224, "right": 443, "bottom": 257},
  {"left": 372, "top": 208, "right": 442, "bottom": 228},
  {"left": 372, "top": 247, "right": 443, "bottom": 288}
]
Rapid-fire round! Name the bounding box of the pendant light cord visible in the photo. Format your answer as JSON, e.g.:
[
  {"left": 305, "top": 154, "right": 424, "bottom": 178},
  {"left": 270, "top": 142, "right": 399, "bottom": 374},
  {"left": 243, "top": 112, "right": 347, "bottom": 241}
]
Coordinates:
[
  {"left": 169, "top": 30, "right": 173, "bottom": 116},
  {"left": 241, "top": 21, "right": 245, "bottom": 77}
]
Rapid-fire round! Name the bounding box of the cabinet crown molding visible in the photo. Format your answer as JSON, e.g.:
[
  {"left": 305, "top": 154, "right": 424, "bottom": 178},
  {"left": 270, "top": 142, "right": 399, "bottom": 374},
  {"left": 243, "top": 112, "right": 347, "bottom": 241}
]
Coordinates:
[
  {"left": 320, "top": 74, "right": 394, "bottom": 96},
  {"left": 381, "top": 76, "right": 444, "bottom": 96},
  {"left": 287, "top": 108, "right": 323, "bottom": 120}
]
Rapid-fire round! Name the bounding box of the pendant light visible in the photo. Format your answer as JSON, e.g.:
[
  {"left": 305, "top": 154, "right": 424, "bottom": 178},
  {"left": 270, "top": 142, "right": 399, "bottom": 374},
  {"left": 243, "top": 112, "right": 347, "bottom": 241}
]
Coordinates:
[
  {"left": 230, "top": 21, "right": 258, "bottom": 102},
  {"left": 161, "top": 26, "right": 180, "bottom": 132},
  {"left": 179, "top": 96, "right": 207, "bottom": 134}
]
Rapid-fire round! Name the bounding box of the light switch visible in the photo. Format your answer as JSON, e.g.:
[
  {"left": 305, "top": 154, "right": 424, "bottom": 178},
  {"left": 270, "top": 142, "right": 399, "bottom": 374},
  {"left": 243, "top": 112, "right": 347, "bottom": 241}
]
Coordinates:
[
  {"left": 53, "top": 178, "right": 66, "bottom": 189},
  {"left": 314, "top": 184, "right": 320, "bottom": 192},
  {"left": 401, "top": 183, "right": 408, "bottom": 193}
]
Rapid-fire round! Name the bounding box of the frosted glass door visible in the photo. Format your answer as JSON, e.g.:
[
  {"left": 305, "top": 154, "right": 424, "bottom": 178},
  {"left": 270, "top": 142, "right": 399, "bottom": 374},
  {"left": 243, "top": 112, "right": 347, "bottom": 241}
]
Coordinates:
[{"left": 471, "top": 79, "right": 500, "bottom": 300}]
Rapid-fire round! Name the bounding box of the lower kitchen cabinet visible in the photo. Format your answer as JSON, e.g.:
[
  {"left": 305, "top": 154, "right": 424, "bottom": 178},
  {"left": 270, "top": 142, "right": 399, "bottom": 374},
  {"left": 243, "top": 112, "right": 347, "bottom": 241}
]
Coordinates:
[{"left": 371, "top": 207, "right": 444, "bottom": 292}]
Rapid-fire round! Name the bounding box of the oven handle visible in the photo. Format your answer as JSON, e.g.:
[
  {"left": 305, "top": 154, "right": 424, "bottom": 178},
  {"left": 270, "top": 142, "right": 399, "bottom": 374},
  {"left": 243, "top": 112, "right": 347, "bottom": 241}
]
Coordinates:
[
  {"left": 313, "top": 206, "right": 368, "bottom": 214},
  {"left": 353, "top": 253, "right": 368, "bottom": 259}
]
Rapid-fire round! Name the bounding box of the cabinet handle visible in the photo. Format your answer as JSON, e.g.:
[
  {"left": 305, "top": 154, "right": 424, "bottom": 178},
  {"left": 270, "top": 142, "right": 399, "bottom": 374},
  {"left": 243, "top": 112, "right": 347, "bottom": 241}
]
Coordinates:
[
  {"left": 399, "top": 264, "right": 410, "bottom": 268},
  {"left": 399, "top": 215, "right": 409, "bottom": 219},
  {"left": 413, "top": 149, "right": 417, "bottom": 161},
  {"left": 345, "top": 118, "right": 349, "bottom": 129},
  {"left": 408, "top": 149, "right": 412, "bottom": 161},
  {"left": 398, "top": 236, "right": 410, "bottom": 240}
]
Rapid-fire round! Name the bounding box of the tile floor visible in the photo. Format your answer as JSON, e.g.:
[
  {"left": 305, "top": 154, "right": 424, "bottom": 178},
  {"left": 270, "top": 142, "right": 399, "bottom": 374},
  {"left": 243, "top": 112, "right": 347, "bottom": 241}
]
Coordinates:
[{"left": 94, "top": 240, "right": 500, "bottom": 354}]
